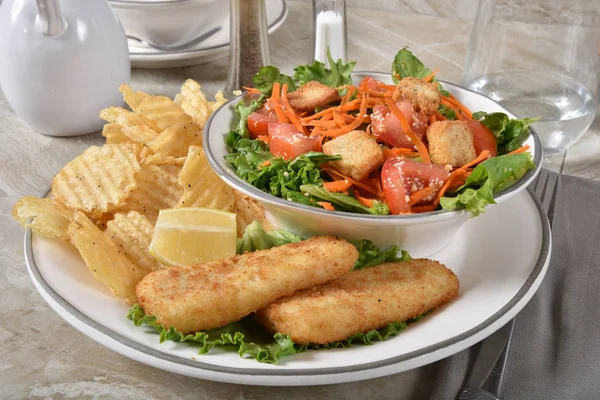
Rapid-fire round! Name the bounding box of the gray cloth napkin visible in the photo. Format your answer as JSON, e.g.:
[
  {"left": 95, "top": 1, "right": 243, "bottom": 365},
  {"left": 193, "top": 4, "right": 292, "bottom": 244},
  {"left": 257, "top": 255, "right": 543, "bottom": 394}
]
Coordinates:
[{"left": 430, "top": 172, "right": 600, "bottom": 400}]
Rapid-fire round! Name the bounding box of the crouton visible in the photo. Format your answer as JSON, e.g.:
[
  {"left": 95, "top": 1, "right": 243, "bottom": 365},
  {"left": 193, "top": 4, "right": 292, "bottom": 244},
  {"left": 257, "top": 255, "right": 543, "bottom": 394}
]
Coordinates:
[
  {"left": 322, "top": 130, "right": 384, "bottom": 181},
  {"left": 427, "top": 121, "right": 476, "bottom": 167},
  {"left": 287, "top": 81, "right": 340, "bottom": 112},
  {"left": 392, "top": 77, "right": 441, "bottom": 116}
]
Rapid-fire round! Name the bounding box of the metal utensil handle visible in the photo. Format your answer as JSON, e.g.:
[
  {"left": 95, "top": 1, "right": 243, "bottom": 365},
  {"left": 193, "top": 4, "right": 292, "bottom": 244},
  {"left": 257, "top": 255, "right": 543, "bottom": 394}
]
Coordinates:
[
  {"left": 225, "top": 0, "right": 271, "bottom": 94},
  {"left": 484, "top": 318, "right": 515, "bottom": 395},
  {"left": 36, "top": 0, "right": 65, "bottom": 36}
]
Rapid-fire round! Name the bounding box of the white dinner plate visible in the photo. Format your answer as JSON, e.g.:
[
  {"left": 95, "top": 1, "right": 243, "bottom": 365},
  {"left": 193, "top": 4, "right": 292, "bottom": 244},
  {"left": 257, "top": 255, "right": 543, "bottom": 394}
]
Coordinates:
[
  {"left": 24, "top": 190, "right": 551, "bottom": 386},
  {"left": 128, "top": 0, "right": 288, "bottom": 69}
]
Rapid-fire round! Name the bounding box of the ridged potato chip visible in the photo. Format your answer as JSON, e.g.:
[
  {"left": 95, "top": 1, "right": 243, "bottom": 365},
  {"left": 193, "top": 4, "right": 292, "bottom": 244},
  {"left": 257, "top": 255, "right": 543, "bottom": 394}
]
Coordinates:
[
  {"left": 120, "top": 84, "right": 149, "bottom": 110},
  {"left": 68, "top": 211, "right": 147, "bottom": 304},
  {"left": 12, "top": 196, "right": 73, "bottom": 242},
  {"left": 51, "top": 144, "right": 142, "bottom": 217},
  {"left": 142, "top": 153, "right": 186, "bottom": 167},
  {"left": 174, "top": 79, "right": 227, "bottom": 129},
  {"left": 232, "top": 190, "right": 273, "bottom": 237},
  {"left": 177, "top": 146, "right": 235, "bottom": 212},
  {"left": 117, "top": 163, "right": 183, "bottom": 223},
  {"left": 100, "top": 107, "right": 160, "bottom": 144},
  {"left": 147, "top": 122, "right": 203, "bottom": 158},
  {"left": 101, "top": 123, "right": 129, "bottom": 145},
  {"left": 134, "top": 96, "right": 192, "bottom": 132},
  {"left": 105, "top": 211, "right": 164, "bottom": 272}
]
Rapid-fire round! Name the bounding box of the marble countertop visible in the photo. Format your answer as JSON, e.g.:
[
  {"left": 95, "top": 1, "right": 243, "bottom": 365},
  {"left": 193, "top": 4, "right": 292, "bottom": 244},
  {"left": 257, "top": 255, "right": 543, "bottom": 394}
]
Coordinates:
[{"left": 1, "top": 1, "right": 599, "bottom": 399}]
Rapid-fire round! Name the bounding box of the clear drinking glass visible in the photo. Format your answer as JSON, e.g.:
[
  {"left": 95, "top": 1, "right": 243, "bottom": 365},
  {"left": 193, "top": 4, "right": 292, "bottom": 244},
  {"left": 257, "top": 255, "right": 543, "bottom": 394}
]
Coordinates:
[
  {"left": 311, "top": 0, "right": 347, "bottom": 63},
  {"left": 463, "top": 0, "right": 600, "bottom": 155}
]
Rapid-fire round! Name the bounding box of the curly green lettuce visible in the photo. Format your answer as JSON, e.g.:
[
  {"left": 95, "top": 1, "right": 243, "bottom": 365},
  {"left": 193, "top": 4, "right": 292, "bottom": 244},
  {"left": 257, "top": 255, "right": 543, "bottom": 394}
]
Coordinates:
[
  {"left": 128, "top": 223, "right": 421, "bottom": 364},
  {"left": 440, "top": 152, "right": 536, "bottom": 216}
]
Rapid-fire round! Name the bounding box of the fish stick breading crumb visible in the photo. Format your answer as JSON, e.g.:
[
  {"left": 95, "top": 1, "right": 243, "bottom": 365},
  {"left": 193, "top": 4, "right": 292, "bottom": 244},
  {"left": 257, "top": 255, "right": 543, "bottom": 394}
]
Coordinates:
[
  {"left": 255, "top": 259, "right": 459, "bottom": 344},
  {"left": 136, "top": 236, "right": 358, "bottom": 333}
]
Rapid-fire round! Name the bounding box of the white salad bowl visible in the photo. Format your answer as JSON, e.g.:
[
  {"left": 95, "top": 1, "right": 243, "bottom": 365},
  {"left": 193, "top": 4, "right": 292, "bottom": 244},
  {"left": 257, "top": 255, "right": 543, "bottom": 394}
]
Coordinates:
[
  {"left": 109, "top": 0, "right": 228, "bottom": 48},
  {"left": 204, "top": 72, "right": 542, "bottom": 257}
]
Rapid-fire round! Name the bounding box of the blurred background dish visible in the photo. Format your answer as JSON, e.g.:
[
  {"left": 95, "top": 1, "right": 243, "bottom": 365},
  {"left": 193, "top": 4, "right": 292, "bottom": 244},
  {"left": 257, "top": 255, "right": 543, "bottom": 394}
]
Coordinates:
[
  {"left": 119, "top": 0, "right": 287, "bottom": 69},
  {"left": 109, "top": 0, "right": 229, "bottom": 49}
]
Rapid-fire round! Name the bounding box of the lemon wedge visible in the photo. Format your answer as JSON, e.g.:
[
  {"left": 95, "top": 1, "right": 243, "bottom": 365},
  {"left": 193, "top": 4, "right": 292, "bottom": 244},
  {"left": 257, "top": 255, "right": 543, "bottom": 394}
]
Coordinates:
[{"left": 149, "top": 208, "right": 237, "bottom": 266}]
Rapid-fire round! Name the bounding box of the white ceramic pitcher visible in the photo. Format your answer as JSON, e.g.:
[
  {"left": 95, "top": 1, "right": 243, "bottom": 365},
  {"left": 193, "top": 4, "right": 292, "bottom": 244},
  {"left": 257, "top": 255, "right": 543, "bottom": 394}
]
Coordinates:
[{"left": 0, "top": 0, "right": 131, "bottom": 137}]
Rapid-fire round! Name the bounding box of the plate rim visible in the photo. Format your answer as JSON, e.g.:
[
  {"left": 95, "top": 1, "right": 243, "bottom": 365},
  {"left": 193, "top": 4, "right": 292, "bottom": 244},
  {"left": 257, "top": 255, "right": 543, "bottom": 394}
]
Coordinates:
[
  {"left": 24, "top": 190, "right": 551, "bottom": 379},
  {"left": 129, "top": 0, "right": 288, "bottom": 59}
]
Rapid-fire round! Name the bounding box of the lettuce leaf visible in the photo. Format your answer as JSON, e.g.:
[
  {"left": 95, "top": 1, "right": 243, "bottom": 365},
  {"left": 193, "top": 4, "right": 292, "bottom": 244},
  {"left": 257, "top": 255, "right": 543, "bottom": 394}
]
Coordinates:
[
  {"left": 437, "top": 104, "right": 456, "bottom": 120},
  {"left": 128, "top": 304, "right": 299, "bottom": 364},
  {"left": 353, "top": 240, "right": 411, "bottom": 270},
  {"left": 226, "top": 138, "right": 341, "bottom": 207},
  {"left": 294, "top": 49, "right": 356, "bottom": 88},
  {"left": 253, "top": 66, "right": 296, "bottom": 96},
  {"left": 391, "top": 48, "right": 449, "bottom": 96},
  {"left": 128, "top": 304, "right": 427, "bottom": 364},
  {"left": 299, "top": 184, "right": 390, "bottom": 215},
  {"left": 440, "top": 152, "right": 536, "bottom": 216},
  {"left": 472, "top": 111, "right": 539, "bottom": 155},
  {"left": 128, "top": 223, "right": 422, "bottom": 364},
  {"left": 237, "top": 220, "right": 303, "bottom": 254}
]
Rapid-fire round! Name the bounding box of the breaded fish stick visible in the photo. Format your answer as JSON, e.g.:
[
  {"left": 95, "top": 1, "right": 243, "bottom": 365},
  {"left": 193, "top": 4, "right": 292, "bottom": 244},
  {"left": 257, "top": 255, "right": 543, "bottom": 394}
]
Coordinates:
[
  {"left": 136, "top": 236, "right": 358, "bottom": 333},
  {"left": 255, "top": 259, "right": 459, "bottom": 344}
]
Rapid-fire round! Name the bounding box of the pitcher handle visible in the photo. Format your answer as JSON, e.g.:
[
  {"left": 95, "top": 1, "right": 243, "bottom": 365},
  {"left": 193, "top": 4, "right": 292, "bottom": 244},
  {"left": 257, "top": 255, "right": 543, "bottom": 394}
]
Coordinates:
[{"left": 36, "top": 0, "right": 65, "bottom": 36}]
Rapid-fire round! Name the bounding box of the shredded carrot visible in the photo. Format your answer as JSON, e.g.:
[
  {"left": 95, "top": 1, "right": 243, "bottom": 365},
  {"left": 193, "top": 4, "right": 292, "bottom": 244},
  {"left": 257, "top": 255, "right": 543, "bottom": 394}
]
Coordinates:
[
  {"left": 260, "top": 160, "right": 271, "bottom": 167},
  {"left": 281, "top": 83, "right": 305, "bottom": 133},
  {"left": 435, "top": 112, "right": 447, "bottom": 121},
  {"left": 327, "top": 170, "right": 380, "bottom": 196},
  {"left": 385, "top": 98, "right": 431, "bottom": 164},
  {"left": 429, "top": 114, "right": 438, "bottom": 124},
  {"left": 456, "top": 150, "right": 490, "bottom": 173},
  {"left": 446, "top": 95, "right": 474, "bottom": 120},
  {"left": 374, "top": 82, "right": 396, "bottom": 91},
  {"left": 332, "top": 112, "right": 348, "bottom": 127},
  {"left": 305, "top": 120, "right": 338, "bottom": 129},
  {"left": 321, "top": 113, "right": 334, "bottom": 121},
  {"left": 317, "top": 201, "right": 335, "bottom": 211},
  {"left": 408, "top": 186, "right": 438, "bottom": 206},
  {"left": 422, "top": 69, "right": 440, "bottom": 83},
  {"left": 243, "top": 86, "right": 261, "bottom": 95},
  {"left": 507, "top": 144, "right": 530, "bottom": 155},
  {"left": 355, "top": 192, "right": 375, "bottom": 208},
  {"left": 361, "top": 89, "right": 394, "bottom": 98},
  {"left": 441, "top": 99, "right": 464, "bottom": 120},
  {"left": 434, "top": 170, "right": 469, "bottom": 204},
  {"left": 301, "top": 97, "right": 381, "bottom": 123},
  {"left": 336, "top": 112, "right": 356, "bottom": 124},
  {"left": 270, "top": 82, "right": 289, "bottom": 123},
  {"left": 324, "top": 179, "right": 353, "bottom": 192},
  {"left": 322, "top": 95, "right": 369, "bottom": 137},
  {"left": 431, "top": 151, "right": 490, "bottom": 205},
  {"left": 411, "top": 205, "right": 436, "bottom": 213},
  {"left": 257, "top": 135, "right": 270, "bottom": 144},
  {"left": 340, "top": 86, "right": 358, "bottom": 105},
  {"left": 383, "top": 147, "right": 420, "bottom": 159}
]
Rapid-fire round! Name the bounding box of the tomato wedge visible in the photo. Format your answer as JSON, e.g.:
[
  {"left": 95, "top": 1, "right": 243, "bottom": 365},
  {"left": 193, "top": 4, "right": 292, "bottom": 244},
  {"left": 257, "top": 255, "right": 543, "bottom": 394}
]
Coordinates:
[
  {"left": 371, "top": 102, "right": 427, "bottom": 149},
  {"left": 247, "top": 104, "right": 278, "bottom": 139},
  {"left": 467, "top": 120, "right": 497, "bottom": 157},
  {"left": 381, "top": 157, "right": 449, "bottom": 214},
  {"left": 359, "top": 76, "right": 389, "bottom": 92},
  {"left": 268, "top": 123, "right": 320, "bottom": 160}
]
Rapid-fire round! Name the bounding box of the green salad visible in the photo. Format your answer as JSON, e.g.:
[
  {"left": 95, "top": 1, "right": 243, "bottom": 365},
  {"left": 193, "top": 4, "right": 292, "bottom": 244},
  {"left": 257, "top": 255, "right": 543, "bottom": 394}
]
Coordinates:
[{"left": 224, "top": 48, "right": 537, "bottom": 217}]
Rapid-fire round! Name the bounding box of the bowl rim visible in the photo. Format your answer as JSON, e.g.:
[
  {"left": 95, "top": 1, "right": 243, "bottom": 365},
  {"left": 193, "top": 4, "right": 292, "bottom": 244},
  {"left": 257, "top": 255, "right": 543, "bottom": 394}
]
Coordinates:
[{"left": 203, "top": 71, "right": 543, "bottom": 222}]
